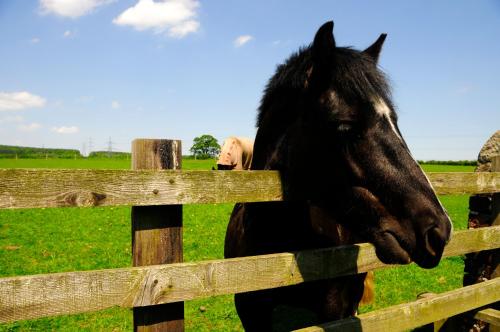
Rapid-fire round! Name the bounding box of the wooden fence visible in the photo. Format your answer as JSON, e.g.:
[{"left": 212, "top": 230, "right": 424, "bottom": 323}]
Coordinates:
[{"left": 0, "top": 138, "right": 499, "bottom": 331}]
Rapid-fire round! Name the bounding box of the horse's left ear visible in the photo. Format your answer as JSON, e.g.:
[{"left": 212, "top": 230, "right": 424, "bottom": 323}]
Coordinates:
[
  {"left": 363, "top": 33, "right": 387, "bottom": 63},
  {"left": 312, "top": 21, "right": 336, "bottom": 63}
]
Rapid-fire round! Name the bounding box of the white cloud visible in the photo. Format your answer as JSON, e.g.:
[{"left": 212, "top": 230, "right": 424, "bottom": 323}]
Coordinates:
[
  {"left": 51, "top": 126, "right": 79, "bottom": 134},
  {"left": 63, "top": 30, "right": 73, "bottom": 37},
  {"left": 111, "top": 100, "right": 120, "bottom": 109},
  {"left": 40, "top": 0, "right": 116, "bottom": 18},
  {"left": 18, "top": 123, "right": 42, "bottom": 132},
  {"left": 113, "top": 0, "right": 200, "bottom": 38},
  {"left": 31, "top": 37, "right": 41, "bottom": 44},
  {"left": 234, "top": 35, "right": 253, "bottom": 47},
  {"left": 0, "top": 91, "right": 47, "bottom": 111},
  {"left": 168, "top": 19, "right": 199, "bottom": 38}
]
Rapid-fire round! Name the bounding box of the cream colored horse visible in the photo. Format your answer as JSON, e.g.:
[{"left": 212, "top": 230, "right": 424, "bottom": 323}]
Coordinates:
[{"left": 217, "top": 137, "right": 254, "bottom": 170}]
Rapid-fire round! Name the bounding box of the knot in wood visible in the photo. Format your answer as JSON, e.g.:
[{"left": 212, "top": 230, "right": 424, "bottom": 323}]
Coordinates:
[{"left": 59, "top": 190, "right": 106, "bottom": 207}]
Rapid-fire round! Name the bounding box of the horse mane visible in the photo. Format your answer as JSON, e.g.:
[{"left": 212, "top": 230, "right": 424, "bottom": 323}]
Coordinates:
[{"left": 257, "top": 45, "right": 394, "bottom": 128}]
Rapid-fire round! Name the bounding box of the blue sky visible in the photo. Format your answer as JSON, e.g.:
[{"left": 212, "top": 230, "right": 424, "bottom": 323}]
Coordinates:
[{"left": 0, "top": 0, "right": 499, "bottom": 159}]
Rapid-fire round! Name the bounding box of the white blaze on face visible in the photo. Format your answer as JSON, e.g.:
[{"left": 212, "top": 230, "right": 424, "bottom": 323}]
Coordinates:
[
  {"left": 373, "top": 98, "right": 403, "bottom": 141},
  {"left": 372, "top": 98, "right": 453, "bottom": 236}
]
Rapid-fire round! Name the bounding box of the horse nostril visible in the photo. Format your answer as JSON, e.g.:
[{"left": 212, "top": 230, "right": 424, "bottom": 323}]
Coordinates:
[{"left": 424, "top": 227, "right": 445, "bottom": 258}]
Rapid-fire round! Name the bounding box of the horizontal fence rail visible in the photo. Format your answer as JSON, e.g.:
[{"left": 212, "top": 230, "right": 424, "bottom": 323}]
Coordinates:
[
  {"left": 0, "top": 169, "right": 499, "bottom": 209},
  {"left": 474, "top": 308, "right": 500, "bottom": 327},
  {"left": 1, "top": 226, "right": 499, "bottom": 323},
  {"left": 294, "top": 278, "right": 500, "bottom": 332}
]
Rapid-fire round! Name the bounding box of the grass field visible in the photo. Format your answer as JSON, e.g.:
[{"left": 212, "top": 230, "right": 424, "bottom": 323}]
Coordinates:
[
  {"left": 0, "top": 158, "right": 217, "bottom": 170},
  {"left": 0, "top": 159, "right": 473, "bottom": 331},
  {"left": 0, "top": 158, "right": 474, "bottom": 172},
  {"left": 419, "top": 164, "right": 475, "bottom": 172}
]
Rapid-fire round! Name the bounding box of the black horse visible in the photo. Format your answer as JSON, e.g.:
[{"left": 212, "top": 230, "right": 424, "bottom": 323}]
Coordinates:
[{"left": 224, "top": 21, "right": 452, "bottom": 331}]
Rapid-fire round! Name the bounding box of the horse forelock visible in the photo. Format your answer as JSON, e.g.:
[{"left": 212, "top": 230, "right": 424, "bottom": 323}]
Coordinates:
[{"left": 256, "top": 45, "right": 395, "bottom": 129}]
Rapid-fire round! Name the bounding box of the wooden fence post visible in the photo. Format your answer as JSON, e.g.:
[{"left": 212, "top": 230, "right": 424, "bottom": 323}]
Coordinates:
[
  {"left": 492, "top": 155, "right": 500, "bottom": 275},
  {"left": 490, "top": 156, "right": 500, "bottom": 332},
  {"left": 454, "top": 154, "right": 500, "bottom": 332},
  {"left": 488, "top": 155, "right": 499, "bottom": 332},
  {"left": 132, "top": 139, "right": 183, "bottom": 332}
]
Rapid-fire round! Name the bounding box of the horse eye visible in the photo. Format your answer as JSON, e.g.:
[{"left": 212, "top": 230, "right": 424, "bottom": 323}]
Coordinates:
[{"left": 336, "top": 122, "right": 353, "bottom": 133}]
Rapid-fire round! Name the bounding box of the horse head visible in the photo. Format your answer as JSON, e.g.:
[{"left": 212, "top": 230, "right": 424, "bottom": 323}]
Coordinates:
[{"left": 255, "top": 21, "right": 452, "bottom": 268}]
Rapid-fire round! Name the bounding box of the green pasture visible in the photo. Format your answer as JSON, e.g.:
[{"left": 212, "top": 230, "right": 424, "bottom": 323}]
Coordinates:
[
  {"left": 0, "top": 159, "right": 473, "bottom": 331},
  {"left": 0, "top": 158, "right": 216, "bottom": 170},
  {"left": 419, "top": 164, "right": 475, "bottom": 172},
  {"left": 0, "top": 158, "right": 473, "bottom": 172}
]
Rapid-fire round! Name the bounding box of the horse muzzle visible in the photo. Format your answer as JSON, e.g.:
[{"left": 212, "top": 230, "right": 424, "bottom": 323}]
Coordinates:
[{"left": 413, "top": 223, "right": 450, "bottom": 269}]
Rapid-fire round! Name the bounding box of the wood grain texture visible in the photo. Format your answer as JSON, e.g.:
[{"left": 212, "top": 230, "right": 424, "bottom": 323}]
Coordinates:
[
  {"left": 475, "top": 308, "right": 500, "bottom": 326},
  {"left": 131, "top": 139, "right": 183, "bottom": 332},
  {"left": 427, "top": 172, "right": 500, "bottom": 195},
  {"left": 293, "top": 278, "right": 500, "bottom": 332},
  {"left": 491, "top": 156, "right": 500, "bottom": 279},
  {"left": 1, "top": 226, "right": 499, "bottom": 323},
  {"left": 0, "top": 171, "right": 498, "bottom": 209},
  {"left": 0, "top": 169, "right": 283, "bottom": 209},
  {"left": 131, "top": 139, "right": 182, "bottom": 171}
]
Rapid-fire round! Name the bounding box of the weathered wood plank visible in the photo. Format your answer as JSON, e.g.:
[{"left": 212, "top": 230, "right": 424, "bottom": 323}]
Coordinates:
[
  {"left": 428, "top": 172, "right": 500, "bottom": 195},
  {"left": 293, "top": 278, "right": 500, "bottom": 332},
  {"left": 131, "top": 139, "right": 184, "bottom": 331},
  {"left": 0, "top": 169, "right": 283, "bottom": 208},
  {"left": 1, "top": 226, "right": 499, "bottom": 323},
  {"left": 475, "top": 308, "right": 500, "bottom": 326},
  {"left": 0, "top": 170, "right": 498, "bottom": 209},
  {"left": 491, "top": 156, "right": 500, "bottom": 280}
]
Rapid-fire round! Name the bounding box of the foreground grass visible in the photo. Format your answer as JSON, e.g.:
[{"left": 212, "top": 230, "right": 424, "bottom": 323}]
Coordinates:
[
  {"left": 0, "top": 159, "right": 473, "bottom": 331},
  {"left": 0, "top": 204, "right": 239, "bottom": 332}
]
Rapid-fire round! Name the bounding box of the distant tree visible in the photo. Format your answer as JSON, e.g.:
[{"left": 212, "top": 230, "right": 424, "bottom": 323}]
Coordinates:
[{"left": 190, "top": 134, "right": 220, "bottom": 159}]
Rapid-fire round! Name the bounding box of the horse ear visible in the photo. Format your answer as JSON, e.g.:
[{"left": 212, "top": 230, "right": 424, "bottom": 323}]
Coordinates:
[
  {"left": 312, "top": 21, "right": 336, "bottom": 62},
  {"left": 363, "top": 33, "right": 387, "bottom": 63}
]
